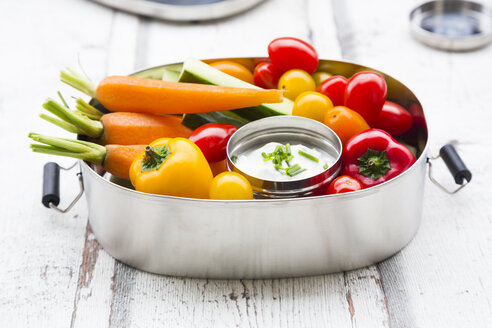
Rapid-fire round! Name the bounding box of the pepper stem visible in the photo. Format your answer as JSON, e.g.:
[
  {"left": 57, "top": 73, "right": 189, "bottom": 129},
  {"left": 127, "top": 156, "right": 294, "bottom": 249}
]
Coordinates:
[
  {"left": 29, "top": 133, "right": 106, "bottom": 164},
  {"left": 357, "top": 148, "right": 391, "bottom": 180},
  {"left": 41, "top": 98, "right": 103, "bottom": 138},
  {"left": 60, "top": 67, "right": 97, "bottom": 98},
  {"left": 141, "top": 145, "right": 171, "bottom": 172}
]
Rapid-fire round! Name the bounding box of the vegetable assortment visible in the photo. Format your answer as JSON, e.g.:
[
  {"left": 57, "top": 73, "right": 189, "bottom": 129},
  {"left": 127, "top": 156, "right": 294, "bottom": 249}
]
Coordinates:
[{"left": 30, "top": 36, "right": 419, "bottom": 200}]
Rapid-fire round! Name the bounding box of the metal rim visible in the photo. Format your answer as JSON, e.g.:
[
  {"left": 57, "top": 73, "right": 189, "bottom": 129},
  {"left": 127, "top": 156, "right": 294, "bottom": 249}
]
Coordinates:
[
  {"left": 89, "top": 0, "right": 265, "bottom": 21},
  {"left": 409, "top": 0, "right": 492, "bottom": 51}
]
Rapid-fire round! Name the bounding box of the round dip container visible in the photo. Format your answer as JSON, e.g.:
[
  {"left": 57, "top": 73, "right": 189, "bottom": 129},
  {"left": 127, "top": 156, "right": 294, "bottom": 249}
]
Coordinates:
[{"left": 226, "top": 116, "right": 342, "bottom": 198}]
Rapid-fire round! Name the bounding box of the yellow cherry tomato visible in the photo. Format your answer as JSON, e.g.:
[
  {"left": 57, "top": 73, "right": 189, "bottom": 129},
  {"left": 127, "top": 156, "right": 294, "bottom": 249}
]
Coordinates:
[
  {"left": 210, "top": 60, "right": 254, "bottom": 84},
  {"left": 312, "top": 71, "right": 332, "bottom": 87},
  {"left": 209, "top": 172, "right": 253, "bottom": 200},
  {"left": 292, "top": 91, "right": 334, "bottom": 122},
  {"left": 277, "top": 69, "right": 316, "bottom": 100},
  {"left": 323, "top": 106, "right": 370, "bottom": 146}
]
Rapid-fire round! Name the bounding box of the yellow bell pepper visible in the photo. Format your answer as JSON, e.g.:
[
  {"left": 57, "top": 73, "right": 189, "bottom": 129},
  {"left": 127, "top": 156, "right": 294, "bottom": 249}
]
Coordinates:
[{"left": 129, "top": 137, "right": 213, "bottom": 198}]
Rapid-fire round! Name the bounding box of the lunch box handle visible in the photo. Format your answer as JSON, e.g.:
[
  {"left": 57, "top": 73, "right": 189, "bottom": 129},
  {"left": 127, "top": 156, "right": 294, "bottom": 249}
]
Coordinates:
[
  {"left": 428, "top": 144, "right": 472, "bottom": 194},
  {"left": 42, "top": 161, "right": 84, "bottom": 213}
]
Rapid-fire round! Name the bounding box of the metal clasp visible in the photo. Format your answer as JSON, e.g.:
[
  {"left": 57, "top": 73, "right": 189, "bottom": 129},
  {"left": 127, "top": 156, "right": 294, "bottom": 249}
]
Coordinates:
[
  {"left": 428, "top": 154, "right": 469, "bottom": 194},
  {"left": 50, "top": 162, "right": 85, "bottom": 213}
]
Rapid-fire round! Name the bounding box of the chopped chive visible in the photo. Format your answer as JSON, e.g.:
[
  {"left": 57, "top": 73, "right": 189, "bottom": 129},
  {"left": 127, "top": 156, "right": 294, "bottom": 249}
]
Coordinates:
[
  {"left": 231, "top": 155, "right": 238, "bottom": 164},
  {"left": 261, "top": 143, "right": 310, "bottom": 177},
  {"left": 323, "top": 163, "right": 329, "bottom": 170},
  {"left": 298, "top": 150, "right": 319, "bottom": 163},
  {"left": 285, "top": 164, "right": 301, "bottom": 174},
  {"left": 286, "top": 167, "right": 307, "bottom": 177}
]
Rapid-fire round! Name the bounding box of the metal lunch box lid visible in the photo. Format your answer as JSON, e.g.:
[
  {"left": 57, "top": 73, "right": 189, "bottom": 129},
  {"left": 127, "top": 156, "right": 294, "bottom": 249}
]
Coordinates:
[
  {"left": 409, "top": 0, "right": 492, "bottom": 51},
  {"left": 89, "top": 0, "right": 265, "bottom": 21},
  {"left": 226, "top": 116, "right": 343, "bottom": 199}
]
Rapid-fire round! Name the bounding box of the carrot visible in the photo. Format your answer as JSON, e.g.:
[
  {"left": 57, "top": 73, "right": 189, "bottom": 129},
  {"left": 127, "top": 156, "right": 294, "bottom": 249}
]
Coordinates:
[
  {"left": 99, "top": 112, "right": 191, "bottom": 145},
  {"left": 41, "top": 97, "right": 192, "bottom": 145},
  {"left": 103, "top": 144, "right": 146, "bottom": 180},
  {"left": 29, "top": 133, "right": 145, "bottom": 180},
  {"left": 61, "top": 69, "right": 283, "bottom": 115}
]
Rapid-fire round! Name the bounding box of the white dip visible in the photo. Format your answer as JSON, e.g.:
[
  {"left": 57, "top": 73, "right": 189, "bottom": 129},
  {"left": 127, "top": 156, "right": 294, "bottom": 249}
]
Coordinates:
[{"left": 234, "top": 142, "right": 335, "bottom": 181}]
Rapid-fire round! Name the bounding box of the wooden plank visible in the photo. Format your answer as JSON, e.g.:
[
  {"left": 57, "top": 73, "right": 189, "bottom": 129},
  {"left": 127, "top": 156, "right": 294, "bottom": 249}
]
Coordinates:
[
  {"left": 99, "top": 1, "right": 389, "bottom": 327},
  {"left": 0, "top": 0, "right": 114, "bottom": 327},
  {"left": 143, "top": 0, "right": 333, "bottom": 67},
  {"left": 69, "top": 11, "right": 141, "bottom": 328},
  {"left": 335, "top": 0, "right": 492, "bottom": 327},
  {"left": 0, "top": 0, "right": 405, "bottom": 326}
]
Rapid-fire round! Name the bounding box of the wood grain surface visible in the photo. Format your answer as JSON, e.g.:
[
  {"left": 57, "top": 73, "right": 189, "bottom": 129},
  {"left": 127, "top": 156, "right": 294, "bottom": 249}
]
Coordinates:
[{"left": 1, "top": 0, "right": 491, "bottom": 327}]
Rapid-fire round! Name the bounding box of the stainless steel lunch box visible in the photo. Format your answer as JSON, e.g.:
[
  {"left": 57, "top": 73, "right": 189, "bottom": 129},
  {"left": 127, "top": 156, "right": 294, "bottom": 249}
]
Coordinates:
[{"left": 42, "top": 58, "right": 471, "bottom": 279}]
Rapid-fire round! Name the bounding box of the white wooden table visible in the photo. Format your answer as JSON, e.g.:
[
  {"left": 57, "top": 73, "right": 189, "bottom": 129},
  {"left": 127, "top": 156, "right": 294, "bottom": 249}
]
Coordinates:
[{"left": 2, "top": 0, "right": 492, "bottom": 326}]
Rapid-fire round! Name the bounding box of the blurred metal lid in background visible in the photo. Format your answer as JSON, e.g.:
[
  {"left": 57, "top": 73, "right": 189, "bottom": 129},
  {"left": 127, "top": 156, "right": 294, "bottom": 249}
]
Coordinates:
[
  {"left": 410, "top": 0, "right": 492, "bottom": 51},
  {"left": 90, "top": 0, "right": 265, "bottom": 21}
]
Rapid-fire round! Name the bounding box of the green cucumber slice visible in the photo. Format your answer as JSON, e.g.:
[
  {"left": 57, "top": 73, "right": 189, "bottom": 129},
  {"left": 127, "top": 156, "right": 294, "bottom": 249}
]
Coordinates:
[
  {"left": 178, "top": 58, "right": 293, "bottom": 116},
  {"left": 161, "top": 68, "right": 181, "bottom": 82},
  {"left": 182, "top": 111, "right": 249, "bottom": 130}
]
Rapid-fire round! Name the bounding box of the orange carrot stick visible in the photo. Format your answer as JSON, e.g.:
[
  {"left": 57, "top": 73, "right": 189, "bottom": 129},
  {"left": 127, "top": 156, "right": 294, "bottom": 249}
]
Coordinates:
[
  {"left": 95, "top": 76, "right": 283, "bottom": 114},
  {"left": 41, "top": 98, "right": 192, "bottom": 145},
  {"left": 103, "top": 144, "right": 146, "bottom": 180},
  {"left": 99, "top": 112, "right": 191, "bottom": 145},
  {"left": 29, "top": 133, "right": 145, "bottom": 180}
]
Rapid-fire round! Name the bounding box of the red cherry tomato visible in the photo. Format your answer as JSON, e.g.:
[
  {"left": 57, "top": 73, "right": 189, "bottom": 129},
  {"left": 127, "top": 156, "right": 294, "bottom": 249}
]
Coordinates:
[
  {"left": 188, "top": 123, "right": 238, "bottom": 163},
  {"left": 253, "top": 62, "right": 282, "bottom": 89},
  {"left": 268, "top": 37, "right": 319, "bottom": 74},
  {"left": 326, "top": 175, "right": 363, "bottom": 194},
  {"left": 316, "top": 75, "right": 348, "bottom": 106},
  {"left": 373, "top": 101, "right": 414, "bottom": 137},
  {"left": 344, "top": 71, "right": 387, "bottom": 125}
]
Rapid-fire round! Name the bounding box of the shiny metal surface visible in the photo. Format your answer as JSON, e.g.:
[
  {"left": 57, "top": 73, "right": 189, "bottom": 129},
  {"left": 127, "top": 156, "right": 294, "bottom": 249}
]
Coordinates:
[
  {"left": 410, "top": 0, "right": 492, "bottom": 51},
  {"left": 80, "top": 58, "right": 429, "bottom": 279},
  {"left": 226, "top": 116, "right": 342, "bottom": 198},
  {"left": 89, "top": 0, "right": 265, "bottom": 21}
]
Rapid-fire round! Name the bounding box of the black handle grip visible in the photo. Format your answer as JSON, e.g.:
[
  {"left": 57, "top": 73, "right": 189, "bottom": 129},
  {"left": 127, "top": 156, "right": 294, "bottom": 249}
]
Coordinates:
[
  {"left": 439, "top": 144, "right": 472, "bottom": 185},
  {"left": 42, "top": 162, "right": 60, "bottom": 208}
]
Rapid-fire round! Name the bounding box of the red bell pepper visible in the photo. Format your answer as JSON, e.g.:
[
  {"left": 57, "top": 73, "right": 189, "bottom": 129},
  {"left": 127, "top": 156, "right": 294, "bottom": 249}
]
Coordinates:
[{"left": 342, "top": 129, "right": 416, "bottom": 187}]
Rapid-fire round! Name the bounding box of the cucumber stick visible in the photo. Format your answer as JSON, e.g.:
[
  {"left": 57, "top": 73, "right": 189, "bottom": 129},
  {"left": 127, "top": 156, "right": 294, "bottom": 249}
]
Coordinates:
[
  {"left": 162, "top": 65, "right": 250, "bottom": 129},
  {"left": 178, "top": 58, "right": 293, "bottom": 116},
  {"left": 182, "top": 111, "right": 249, "bottom": 130},
  {"left": 161, "top": 68, "right": 181, "bottom": 83}
]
